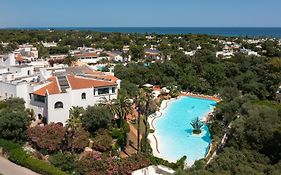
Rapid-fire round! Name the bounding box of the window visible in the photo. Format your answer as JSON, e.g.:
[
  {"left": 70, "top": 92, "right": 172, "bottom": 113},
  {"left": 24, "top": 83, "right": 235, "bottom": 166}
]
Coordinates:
[
  {"left": 27, "top": 70, "right": 31, "bottom": 75},
  {"left": 112, "top": 87, "right": 116, "bottom": 94},
  {"left": 54, "top": 101, "right": 63, "bottom": 109},
  {"left": 34, "top": 95, "right": 45, "bottom": 103},
  {"left": 81, "top": 93, "right": 86, "bottom": 99},
  {"left": 98, "top": 88, "right": 109, "bottom": 95}
]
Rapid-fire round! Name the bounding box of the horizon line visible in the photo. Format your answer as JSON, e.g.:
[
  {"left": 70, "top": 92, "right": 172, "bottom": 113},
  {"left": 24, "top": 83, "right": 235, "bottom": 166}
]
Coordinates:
[{"left": 1, "top": 26, "right": 281, "bottom": 29}]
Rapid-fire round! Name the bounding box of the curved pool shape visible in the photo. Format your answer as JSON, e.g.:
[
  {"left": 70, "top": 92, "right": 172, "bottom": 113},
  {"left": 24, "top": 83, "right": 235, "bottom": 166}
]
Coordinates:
[{"left": 152, "top": 96, "right": 217, "bottom": 164}]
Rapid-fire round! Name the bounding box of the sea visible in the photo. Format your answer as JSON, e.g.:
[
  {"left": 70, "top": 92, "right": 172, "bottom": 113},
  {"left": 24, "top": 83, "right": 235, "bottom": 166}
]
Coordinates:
[{"left": 3, "top": 27, "right": 281, "bottom": 38}]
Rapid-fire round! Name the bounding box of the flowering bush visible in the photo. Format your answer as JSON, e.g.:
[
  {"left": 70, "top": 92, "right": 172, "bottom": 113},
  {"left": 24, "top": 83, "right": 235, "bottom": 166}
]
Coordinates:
[{"left": 27, "top": 123, "right": 67, "bottom": 153}]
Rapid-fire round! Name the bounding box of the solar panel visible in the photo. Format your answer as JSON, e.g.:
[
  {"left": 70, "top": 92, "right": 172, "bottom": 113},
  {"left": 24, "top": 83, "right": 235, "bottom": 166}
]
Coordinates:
[{"left": 57, "top": 76, "right": 70, "bottom": 92}]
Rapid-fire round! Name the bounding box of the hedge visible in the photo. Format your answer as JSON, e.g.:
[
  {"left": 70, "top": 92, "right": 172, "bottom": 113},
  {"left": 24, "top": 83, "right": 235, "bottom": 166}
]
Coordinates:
[{"left": 0, "top": 139, "right": 68, "bottom": 175}]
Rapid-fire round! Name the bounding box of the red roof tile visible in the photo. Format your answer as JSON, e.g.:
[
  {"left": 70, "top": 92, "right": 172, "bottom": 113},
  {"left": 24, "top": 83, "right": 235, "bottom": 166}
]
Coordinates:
[
  {"left": 32, "top": 74, "right": 118, "bottom": 96},
  {"left": 33, "top": 77, "right": 60, "bottom": 96},
  {"left": 67, "top": 75, "right": 117, "bottom": 90},
  {"left": 75, "top": 52, "right": 98, "bottom": 58}
]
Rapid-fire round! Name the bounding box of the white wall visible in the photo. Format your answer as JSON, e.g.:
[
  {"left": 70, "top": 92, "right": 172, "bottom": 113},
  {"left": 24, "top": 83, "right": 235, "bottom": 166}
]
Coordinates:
[
  {"left": 47, "top": 93, "right": 71, "bottom": 124},
  {"left": 9, "top": 66, "right": 34, "bottom": 76},
  {"left": 45, "top": 86, "right": 118, "bottom": 125},
  {"left": 0, "top": 81, "right": 29, "bottom": 106}
]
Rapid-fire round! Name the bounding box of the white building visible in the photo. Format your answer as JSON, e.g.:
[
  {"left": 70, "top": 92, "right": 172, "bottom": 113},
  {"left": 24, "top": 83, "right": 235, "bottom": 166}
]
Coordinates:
[
  {"left": 240, "top": 48, "right": 260, "bottom": 56},
  {"left": 0, "top": 54, "right": 37, "bottom": 103},
  {"left": 14, "top": 44, "right": 38, "bottom": 61},
  {"left": 132, "top": 165, "right": 175, "bottom": 175},
  {"left": 0, "top": 53, "right": 121, "bottom": 125},
  {"left": 42, "top": 41, "right": 58, "bottom": 48},
  {"left": 144, "top": 48, "right": 162, "bottom": 60},
  {"left": 216, "top": 51, "right": 234, "bottom": 58},
  {"left": 31, "top": 73, "right": 120, "bottom": 124},
  {"left": 48, "top": 54, "right": 68, "bottom": 61},
  {"left": 184, "top": 50, "right": 196, "bottom": 56},
  {"left": 107, "top": 51, "right": 127, "bottom": 62},
  {"left": 75, "top": 52, "right": 105, "bottom": 64}
]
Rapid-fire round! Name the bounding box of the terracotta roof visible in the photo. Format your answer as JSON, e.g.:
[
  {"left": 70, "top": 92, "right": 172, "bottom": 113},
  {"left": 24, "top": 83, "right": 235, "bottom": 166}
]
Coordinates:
[
  {"left": 32, "top": 74, "right": 118, "bottom": 96},
  {"left": 106, "top": 51, "right": 122, "bottom": 57},
  {"left": 33, "top": 77, "right": 60, "bottom": 96},
  {"left": 144, "top": 48, "right": 161, "bottom": 55},
  {"left": 75, "top": 52, "right": 98, "bottom": 58},
  {"left": 15, "top": 54, "right": 23, "bottom": 62},
  {"left": 67, "top": 75, "right": 117, "bottom": 90}
]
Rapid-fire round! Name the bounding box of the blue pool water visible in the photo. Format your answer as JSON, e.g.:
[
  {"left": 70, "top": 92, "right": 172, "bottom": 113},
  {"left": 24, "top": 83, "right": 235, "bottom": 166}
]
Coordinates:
[{"left": 153, "top": 96, "right": 217, "bottom": 164}]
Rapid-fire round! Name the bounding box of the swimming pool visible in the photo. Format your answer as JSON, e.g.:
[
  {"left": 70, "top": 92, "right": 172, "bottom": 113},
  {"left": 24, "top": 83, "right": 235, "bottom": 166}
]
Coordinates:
[{"left": 150, "top": 96, "right": 217, "bottom": 165}]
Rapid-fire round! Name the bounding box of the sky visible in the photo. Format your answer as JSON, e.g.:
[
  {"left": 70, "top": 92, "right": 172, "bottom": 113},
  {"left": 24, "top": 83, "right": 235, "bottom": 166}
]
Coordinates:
[{"left": 0, "top": 0, "right": 281, "bottom": 28}]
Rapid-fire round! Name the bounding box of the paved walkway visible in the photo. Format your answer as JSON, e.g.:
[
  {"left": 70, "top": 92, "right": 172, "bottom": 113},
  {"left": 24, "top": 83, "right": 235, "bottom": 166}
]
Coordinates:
[{"left": 0, "top": 156, "right": 40, "bottom": 175}]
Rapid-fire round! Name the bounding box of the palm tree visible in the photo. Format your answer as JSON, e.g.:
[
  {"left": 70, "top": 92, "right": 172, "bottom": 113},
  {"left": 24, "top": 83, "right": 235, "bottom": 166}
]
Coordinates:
[
  {"left": 99, "top": 95, "right": 132, "bottom": 127},
  {"left": 190, "top": 117, "right": 204, "bottom": 134},
  {"left": 66, "top": 106, "right": 84, "bottom": 130},
  {"left": 135, "top": 90, "right": 147, "bottom": 152},
  {"left": 142, "top": 87, "right": 153, "bottom": 154}
]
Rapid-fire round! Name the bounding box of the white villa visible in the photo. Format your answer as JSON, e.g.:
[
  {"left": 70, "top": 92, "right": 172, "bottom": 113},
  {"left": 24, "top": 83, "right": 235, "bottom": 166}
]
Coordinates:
[
  {"left": 42, "top": 41, "right": 58, "bottom": 48},
  {"left": 216, "top": 50, "right": 234, "bottom": 58},
  {"left": 14, "top": 44, "right": 38, "bottom": 61},
  {"left": 0, "top": 53, "right": 121, "bottom": 125},
  {"left": 107, "top": 51, "right": 127, "bottom": 62},
  {"left": 240, "top": 48, "right": 260, "bottom": 56}
]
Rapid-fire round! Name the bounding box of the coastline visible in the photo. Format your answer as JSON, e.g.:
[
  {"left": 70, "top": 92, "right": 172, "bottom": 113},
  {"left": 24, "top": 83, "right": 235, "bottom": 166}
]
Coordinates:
[
  {"left": 3, "top": 27, "right": 281, "bottom": 38},
  {"left": 148, "top": 94, "right": 221, "bottom": 166}
]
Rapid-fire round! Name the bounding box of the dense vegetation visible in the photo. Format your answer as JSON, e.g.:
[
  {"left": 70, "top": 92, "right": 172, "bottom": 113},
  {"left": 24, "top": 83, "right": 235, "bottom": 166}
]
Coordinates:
[
  {"left": 0, "top": 30, "right": 281, "bottom": 174},
  {"left": 113, "top": 46, "right": 281, "bottom": 174},
  {"left": 0, "top": 98, "right": 32, "bottom": 142}
]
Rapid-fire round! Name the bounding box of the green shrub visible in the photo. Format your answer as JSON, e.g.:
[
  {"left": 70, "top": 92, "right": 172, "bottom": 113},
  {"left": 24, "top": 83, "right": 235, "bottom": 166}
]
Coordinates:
[
  {"left": 92, "top": 130, "right": 113, "bottom": 152},
  {"left": 0, "top": 139, "right": 68, "bottom": 175},
  {"left": 49, "top": 152, "right": 79, "bottom": 174},
  {"left": 153, "top": 156, "right": 187, "bottom": 171},
  {"left": 25, "top": 157, "right": 68, "bottom": 175},
  {"left": 148, "top": 155, "right": 179, "bottom": 169},
  {"left": 0, "top": 139, "right": 21, "bottom": 152},
  {"left": 175, "top": 156, "right": 187, "bottom": 170},
  {"left": 149, "top": 129, "right": 155, "bottom": 133},
  {"left": 9, "top": 148, "right": 28, "bottom": 164}
]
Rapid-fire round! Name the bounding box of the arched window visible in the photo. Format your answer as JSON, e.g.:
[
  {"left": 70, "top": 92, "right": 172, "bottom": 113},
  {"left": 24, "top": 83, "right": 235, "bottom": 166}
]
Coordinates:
[
  {"left": 81, "top": 93, "right": 86, "bottom": 99},
  {"left": 54, "top": 101, "right": 63, "bottom": 109}
]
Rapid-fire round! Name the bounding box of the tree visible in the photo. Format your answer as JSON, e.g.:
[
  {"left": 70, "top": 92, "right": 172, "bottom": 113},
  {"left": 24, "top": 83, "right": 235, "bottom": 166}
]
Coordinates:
[
  {"left": 67, "top": 128, "right": 89, "bottom": 153},
  {"left": 92, "top": 129, "right": 113, "bottom": 152},
  {"left": 130, "top": 45, "right": 144, "bottom": 61},
  {"left": 135, "top": 90, "right": 147, "bottom": 152},
  {"left": 27, "top": 123, "right": 67, "bottom": 153},
  {"left": 0, "top": 108, "right": 31, "bottom": 142},
  {"left": 63, "top": 54, "right": 77, "bottom": 66},
  {"left": 190, "top": 117, "right": 204, "bottom": 134},
  {"left": 0, "top": 98, "right": 32, "bottom": 142},
  {"left": 66, "top": 106, "right": 85, "bottom": 131},
  {"left": 81, "top": 106, "right": 113, "bottom": 134},
  {"left": 102, "top": 93, "right": 132, "bottom": 128},
  {"left": 112, "top": 95, "right": 132, "bottom": 122}
]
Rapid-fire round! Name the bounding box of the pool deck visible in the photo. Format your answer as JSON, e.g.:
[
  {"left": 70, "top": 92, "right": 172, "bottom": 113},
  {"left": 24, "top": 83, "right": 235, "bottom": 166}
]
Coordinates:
[
  {"left": 148, "top": 94, "right": 221, "bottom": 165},
  {"left": 181, "top": 92, "right": 222, "bottom": 103}
]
